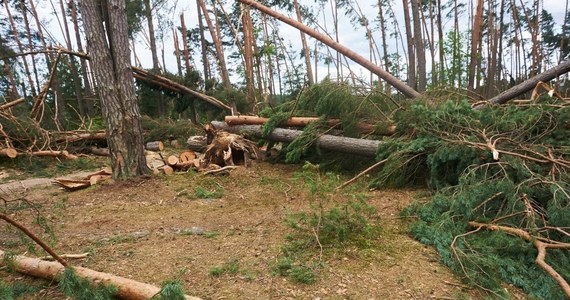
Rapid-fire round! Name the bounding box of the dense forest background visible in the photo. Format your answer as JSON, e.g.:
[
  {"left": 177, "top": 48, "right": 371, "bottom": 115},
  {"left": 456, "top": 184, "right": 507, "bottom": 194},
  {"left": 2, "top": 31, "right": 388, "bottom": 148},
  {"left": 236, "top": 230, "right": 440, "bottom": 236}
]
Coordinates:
[{"left": 0, "top": 0, "right": 569, "bottom": 124}]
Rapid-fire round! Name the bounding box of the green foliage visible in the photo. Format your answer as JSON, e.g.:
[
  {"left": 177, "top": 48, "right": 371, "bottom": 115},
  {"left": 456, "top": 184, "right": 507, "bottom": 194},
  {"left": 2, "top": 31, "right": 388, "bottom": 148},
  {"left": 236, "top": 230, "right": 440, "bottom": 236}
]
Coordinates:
[
  {"left": 193, "top": 186, "right": 224, "bottom": 199},
  {"left": 0, "top": 280, "right": 14, "bottom": 300},
  {"left": 276, "top": 163, "right": 381, "bottom": 284},
  {"left": 209, "top": 259, "right": 240, "bottom": 276},
  {"left": 141, "top": 116, "right": 201, "bottom": 143},
  {"left": 58, "top": 268, "right": 118, "bottom": 300},
  {"left": 383, "top": 100, "right": 570, "bottom": 298},
  {"left": 258, "top": 79, "right": 397, "bottom": 166},
  {"left": 153, "top": 280, "right": 186, "bottom": 300}
]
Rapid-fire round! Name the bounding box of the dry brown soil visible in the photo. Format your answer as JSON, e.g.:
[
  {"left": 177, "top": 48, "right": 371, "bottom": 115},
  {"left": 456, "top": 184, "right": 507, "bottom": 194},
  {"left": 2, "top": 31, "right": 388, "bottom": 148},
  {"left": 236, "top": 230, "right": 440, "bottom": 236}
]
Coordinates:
[{"left": 1, "top": 162, "right": 481, "bottom": 299}]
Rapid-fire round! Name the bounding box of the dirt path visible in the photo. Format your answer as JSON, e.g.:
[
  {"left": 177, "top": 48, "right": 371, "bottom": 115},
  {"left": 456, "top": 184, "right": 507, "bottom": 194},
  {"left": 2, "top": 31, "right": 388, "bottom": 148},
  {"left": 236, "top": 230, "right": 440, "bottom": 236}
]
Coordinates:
[{"left": 0, "top": 162, "right": 478, "bottom": 299}]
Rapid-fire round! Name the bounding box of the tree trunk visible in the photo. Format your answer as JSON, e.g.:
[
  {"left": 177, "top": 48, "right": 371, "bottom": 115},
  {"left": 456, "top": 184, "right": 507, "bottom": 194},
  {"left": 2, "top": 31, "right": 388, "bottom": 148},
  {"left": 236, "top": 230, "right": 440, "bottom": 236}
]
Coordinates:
[
  {"left": 0, "top": 250, "right": 201, "bottom": 300},
  {"left": 144, "top": 0, "right": 165, "bottom": 117},
  {"left": 180, "top": 13, "right": 193, "bottom": 74},
  {"left": 483, "top": 59, "right": 570, "bottom": 106},
  {"left": 4, "top": 1, "right": 37, "bottom": 96},
  {"left": 194, "top": 8, "right": 210, "bottom": 81},
  {"left": 238, "top": 0, "right": 420, "bottom": 99},
  {"left": 402, "top": 0, "right": 416, "bottom": 90},
  {"left": 242, "top": 5, "right": 256, "bottom": 104},
  {"left": 378, "top": 0, "right": 391, "bottom": 94},
  {"left": 79, "top": 0, "right": 149, "bottom": 178},
  {"left": 70, "top": 0, "right": 95, "bottom": 116},
  {"left": 59, "top": 0, "right": 85, "bottom": 117},
  {"left": 410, "top": 0, "right": 425, "bottom": 92},
  {"left": 211, "top": 121, "right": 381, "bottom": 157},
  {"left": 196, "top": 0, "right": 231, "bottom": 90},
  {"left": 294, "top": 0, "right": 314, "bottom": 85},
  {"left": 19, "top": 0, "right": 41, "bottom": 95},
  {"left": 468, "top": 0, "right": 484, "bottom": 92}
]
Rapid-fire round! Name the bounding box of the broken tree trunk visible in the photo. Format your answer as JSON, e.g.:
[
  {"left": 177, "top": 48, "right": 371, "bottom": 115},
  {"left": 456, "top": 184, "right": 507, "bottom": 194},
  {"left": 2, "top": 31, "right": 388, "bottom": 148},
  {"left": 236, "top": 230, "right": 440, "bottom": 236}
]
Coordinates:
[
  {"left": 202, "top": 130, "right": 258, "bottom": 167},
  {"left": 484, "top": 59, "right": 570, "bottom": 106},
  {"left": 0, "top": 250, "right": 201, "bottom": 300},
  {"left": 211, "top": 121, "right": 381, "bottom": 157},
  {"left": 0, "top": 147, "right": 18, "bottom": 158},
  {"left": 224, "top": 116, "right": 394, "bottom": 135},
  {"left": 237, "top": 0, "right": 420, "bottom": 99},
  {"left": 55, "top": 130, "right": 106, "bottom": 143}
]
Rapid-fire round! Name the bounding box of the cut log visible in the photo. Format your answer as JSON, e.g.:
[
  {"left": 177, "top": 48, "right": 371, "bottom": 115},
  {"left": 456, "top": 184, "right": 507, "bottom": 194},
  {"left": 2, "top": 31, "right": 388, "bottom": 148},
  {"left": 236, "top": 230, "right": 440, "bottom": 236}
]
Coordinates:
[
  {"left": 30, "top": 150, "right": 78, "bottom": 160},
  {"left": 166, "top": 155, "right": 179, "bottom": 166},
  {"left": 224, "top": 116, "right": 393, "bottom": 135},
  {"left": 179, "top": 150, "right": 196, "bottom": 163},
  {"left": 159, "top": 165, "right": 174, "bottom": 175},
  {"left": 145, "top": 141, "right": 164, "bottom": 151},
  {"left": 0, "top": 147, "right": 18, "bottom": 158},
  {"left": 55, "top": 130, "right": 107, "bottom": 143},
  {"left": 0, "top": 250, "right": 201, "bottom": 300},
  {"left": 211, "top": 121, "right": 381, "bottom": 157},
  {"left": 170, "top": 139, "right": 181, "bottom": 148},
  {"left": 53, "top": 178, "right": 91, "bottom": 191},
  {"left": 187, "top": 136, "right": 207, "bottom": 152}
]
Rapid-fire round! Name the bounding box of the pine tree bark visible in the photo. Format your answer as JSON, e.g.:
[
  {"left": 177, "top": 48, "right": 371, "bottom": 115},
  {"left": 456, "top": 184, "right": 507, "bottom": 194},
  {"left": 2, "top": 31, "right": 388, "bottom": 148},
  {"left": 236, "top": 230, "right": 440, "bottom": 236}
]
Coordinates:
[
  {"left": 242, "top": 5, "right": 256, "bottom": 104},
  {"left": 79, "top": 0, "right": 149, "bottom": 178}
]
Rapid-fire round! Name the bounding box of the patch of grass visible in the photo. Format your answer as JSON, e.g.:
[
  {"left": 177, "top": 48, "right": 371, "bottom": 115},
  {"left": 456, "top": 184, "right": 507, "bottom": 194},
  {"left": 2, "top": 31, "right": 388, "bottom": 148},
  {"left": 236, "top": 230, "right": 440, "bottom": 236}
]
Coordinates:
[
  {"left": 275, "top": 163, "right": 381, "bottom": 284},
  {"left": 209, "top": 259, "right": 240, "bottom": 277},
  {"left": 106, "top": 235, "right": 135, "bottom": 245},
  {"left": 193, "top": 186, "right": 224, "bottom": 199},
  {"left": 58, "top": 268, "right": 117, "bottom": 299},
  {"left": 203, "top": 231, "right": 220, "bottom": 238}
]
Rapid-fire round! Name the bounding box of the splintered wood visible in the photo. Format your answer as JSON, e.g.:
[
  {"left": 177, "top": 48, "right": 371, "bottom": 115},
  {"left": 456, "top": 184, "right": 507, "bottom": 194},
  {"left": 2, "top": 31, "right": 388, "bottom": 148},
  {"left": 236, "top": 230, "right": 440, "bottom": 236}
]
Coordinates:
[{"left": 53, "top": 167, "right": 113, "bottom": 191}]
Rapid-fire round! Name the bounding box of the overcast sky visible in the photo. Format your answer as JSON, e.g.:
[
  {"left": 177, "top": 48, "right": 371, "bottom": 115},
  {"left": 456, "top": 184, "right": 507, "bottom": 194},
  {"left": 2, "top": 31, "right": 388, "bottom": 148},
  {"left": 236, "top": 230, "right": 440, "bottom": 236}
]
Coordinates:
[{"left": 35, "top": 0, "right": 569, "bottom": 85}]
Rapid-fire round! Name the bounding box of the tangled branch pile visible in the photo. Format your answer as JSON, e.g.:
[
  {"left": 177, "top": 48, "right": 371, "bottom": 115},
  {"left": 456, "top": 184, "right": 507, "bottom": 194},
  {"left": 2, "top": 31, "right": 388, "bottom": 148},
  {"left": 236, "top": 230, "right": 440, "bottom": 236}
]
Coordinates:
[{"left": 375, "top": 99, "right": 569, "bottom": 298}]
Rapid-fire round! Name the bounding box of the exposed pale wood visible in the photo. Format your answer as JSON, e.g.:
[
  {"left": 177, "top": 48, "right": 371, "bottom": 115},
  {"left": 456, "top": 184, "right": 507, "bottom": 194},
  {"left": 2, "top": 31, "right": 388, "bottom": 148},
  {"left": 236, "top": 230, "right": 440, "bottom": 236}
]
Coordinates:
[
  {"left": 0, "top": 147, "right": 18, "bottom": 158},
  {"left": 167, "top": 155, "right": 179, "bottom": 166},
  {"left": 0, "top": 250, "right": 202, "bottom": 300},
  {"left": 468, "top": 222, "right": 570, "bottom": 298},
  {"left": 202, "top": 165, "right": 239, "bottom": 175},
  {"left": 0, "top": 97, "right": 25, "bottom": 111},
  {"left": 53, "top": 178, "right": 91, "bottom": 190},
  {"left": 56, "top": 130, "right": 106, "bottom": 143},
  {"left": 145, "top": 141, "right": 164, "bottom": 151},
  {"left": 336, "top": 158, "right": 388, "bottom": 190},
  {"left": 179, "top": 150, "right": 196, "bottom": 163},
  {"left": 159, "top": 165, "right": 174, "bottom": 175},
  {"left": 40, "top": 253, "right": 89, "bottom": 260},
  {"left": 211, "top": 121, "right": 381, "bottom": 157},
  {"left": 30, "top": 150, "right": 78, "bottom": 160}
]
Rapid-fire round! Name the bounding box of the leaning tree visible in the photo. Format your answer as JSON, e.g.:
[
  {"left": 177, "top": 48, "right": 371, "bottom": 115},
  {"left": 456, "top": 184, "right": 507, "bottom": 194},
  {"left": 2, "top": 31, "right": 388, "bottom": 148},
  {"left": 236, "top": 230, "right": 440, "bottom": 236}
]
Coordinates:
[{"left": 79, "top": 0, "right": 149, "bottom": 178}]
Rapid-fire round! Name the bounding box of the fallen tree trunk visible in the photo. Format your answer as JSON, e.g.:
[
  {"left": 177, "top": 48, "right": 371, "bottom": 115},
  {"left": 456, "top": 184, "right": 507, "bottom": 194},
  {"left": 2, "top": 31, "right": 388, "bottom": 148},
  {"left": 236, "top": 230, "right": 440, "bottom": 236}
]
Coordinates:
[
  {"left": 29, "top": 150, "right": 78, "bottom": 160},
  {"left": 0, "top": 97, "right": 25, "bottom": 111},
  {"left": 55, "top": 130, "right": 107, "bottom": 143},
  {"left": 484, "top": 59, "right": 570, "bottom": 106},
  {"left": 211, "top": 121, "right": 381, "bottom": 157},
  {"left": 0, "top": 147, "right": 18, "bottom": 158},
  {"left": 0, "top": 250, "right": 201, "bottom": 300},
  {"left": 238, "top": 0, "right": 420, "bottom": 99},
  {"left": 132, "top": 67, "right": 233, "bottom": 112},
  {"left": 224, "top": 116, "right": 395, "bottom": 135}
]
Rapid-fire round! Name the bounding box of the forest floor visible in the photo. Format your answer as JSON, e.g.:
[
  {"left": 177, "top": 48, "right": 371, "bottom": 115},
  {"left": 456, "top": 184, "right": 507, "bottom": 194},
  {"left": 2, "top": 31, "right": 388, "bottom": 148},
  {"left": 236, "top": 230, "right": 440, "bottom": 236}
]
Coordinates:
[{"left": 0, "top": 159, "right": 502, "bottom": 299}]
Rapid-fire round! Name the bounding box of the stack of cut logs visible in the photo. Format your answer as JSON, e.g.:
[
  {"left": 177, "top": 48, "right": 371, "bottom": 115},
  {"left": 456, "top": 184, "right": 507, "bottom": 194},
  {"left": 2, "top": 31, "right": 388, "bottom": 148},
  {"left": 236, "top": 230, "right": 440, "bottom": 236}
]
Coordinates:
[{"left": 149, "top": 149, "right": 199, "bottom": 175}]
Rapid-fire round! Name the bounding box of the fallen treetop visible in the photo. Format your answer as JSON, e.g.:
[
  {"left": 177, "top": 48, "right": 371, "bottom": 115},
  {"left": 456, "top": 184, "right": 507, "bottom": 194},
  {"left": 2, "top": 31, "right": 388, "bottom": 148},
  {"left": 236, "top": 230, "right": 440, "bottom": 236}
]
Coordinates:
[
  {"left": 211, "top": 121, "right": 381, "bottom": 157},
  {"left": 0, "top": 250, "right": 202, "bottom": 300},
  {"left": 237, "top": 0, "right": 421, "bottom": 99}
]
